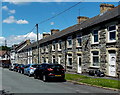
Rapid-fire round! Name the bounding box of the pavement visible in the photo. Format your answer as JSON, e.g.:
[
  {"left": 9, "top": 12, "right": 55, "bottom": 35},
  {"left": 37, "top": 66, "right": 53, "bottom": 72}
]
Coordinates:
[{"left": 1, "top": 68, "right": 119, "bottom": 94}]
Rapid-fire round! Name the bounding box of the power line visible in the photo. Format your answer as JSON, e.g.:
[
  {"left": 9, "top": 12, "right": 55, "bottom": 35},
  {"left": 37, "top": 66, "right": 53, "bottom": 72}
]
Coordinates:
[
  {"left": 38, "top": 1, "right": 83, "bottom": 25},
  {"left": 23, "top": 25, "right": 36, "bottom": 41}
]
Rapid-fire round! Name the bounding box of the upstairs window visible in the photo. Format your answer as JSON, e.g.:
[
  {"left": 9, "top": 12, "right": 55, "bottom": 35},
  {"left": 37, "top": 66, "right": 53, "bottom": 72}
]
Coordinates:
[
  {"left": 107, "top": 25, "right": 116, "bottom": 42},
  {"left": 58, "top": 40, "right": 62, "bottom": 51},
  {"left": 45, "top": 45, "right": 48, "bottom": 52},
  {"left": 92, "top": 30, "right": 99, "bottom": 44},
  {"left": 67, "top": 36, "right": 72, "bottom": 48},
  {"left": 76, "top": 34, "right": 82, "bottom": 47},
  {"left": 52, "top": 41, "right": 56, "bottom": 51}
]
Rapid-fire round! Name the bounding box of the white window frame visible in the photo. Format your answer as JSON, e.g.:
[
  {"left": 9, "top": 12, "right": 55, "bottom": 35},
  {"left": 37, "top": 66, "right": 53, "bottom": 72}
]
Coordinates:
[
  {"left": 107, "top": 25, "right": 117, "bottom": 43},
  {"left": 52, "top": 55, "right": 56, "bottom": 63},
  {"left": 52, "top": 41, "right": 56, "bottom": 51},
  {"left": 92, "top": 30, "right": 99, "bottom": 44},
  {"left": 67, "top": 36, "right": 72, "bottom": 48},
  {"left": 46, "top": 57, "right": 48, "bottom": 63},
  {"left": 76, "top": 34, "right": 82, "bottom": 47},
  {"left": 91, "top": 51, "right": 100, "bottom": 67},
  {"left": 41, "top": 47, "right": 44, "bottom": 53},
  {"left": 45, "top": 45, "right": 48, "bottom": 53},
  {"left": 58, "top": 40, "right": 62, "bottom": 51},
  {"left": 58, "top": 55, "right": 61, "bottom": 64},
  {"left": 67, "top": 54, "right": 72, "bottom": 66}
]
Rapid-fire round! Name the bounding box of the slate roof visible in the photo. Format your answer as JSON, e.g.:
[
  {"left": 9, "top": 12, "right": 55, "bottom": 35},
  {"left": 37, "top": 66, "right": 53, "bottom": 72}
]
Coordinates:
[
  {"left": 38, "top": 5, "right": 120, "bottom": 45},
  {"left": 21, "top": 5, "right": 120, "bottom": 50}
]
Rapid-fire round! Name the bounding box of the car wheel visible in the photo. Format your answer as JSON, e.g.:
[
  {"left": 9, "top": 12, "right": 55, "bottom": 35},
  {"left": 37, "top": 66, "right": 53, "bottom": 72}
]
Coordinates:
[
  {"left": 28, "top": 73, "right": 31, "bottom": 77},
  {"left": 43, "top": 75, "right": 47, "bottom": 82},
  {"left": 34, "top": 74, "right": 37, "bottom": 79}
]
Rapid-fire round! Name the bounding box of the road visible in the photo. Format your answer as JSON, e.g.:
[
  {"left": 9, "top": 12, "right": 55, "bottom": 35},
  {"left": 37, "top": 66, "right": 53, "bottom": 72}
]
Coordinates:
[{"left": 1, "top": 67, "right": 118, "bottom": 94}]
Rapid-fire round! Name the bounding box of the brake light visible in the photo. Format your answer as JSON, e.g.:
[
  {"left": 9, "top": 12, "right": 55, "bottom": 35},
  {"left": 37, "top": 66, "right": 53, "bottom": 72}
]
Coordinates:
[
  {"left": 17, "top": 67, "right": 19, "bottom": 68},
  {"left": 30, "top": 67, "right": 34, "bottom": 69},
  {"left": 61, "top": 69, "right": 65, "bottom": 71},
  {"left": 47, "top": 68, "right": 53, "bottom": 71}
]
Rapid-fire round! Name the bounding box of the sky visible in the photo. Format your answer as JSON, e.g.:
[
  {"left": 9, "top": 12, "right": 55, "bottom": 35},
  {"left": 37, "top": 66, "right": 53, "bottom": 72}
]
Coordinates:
[{"left": 0, "top": 0, "right": 119, "bottom": 46}]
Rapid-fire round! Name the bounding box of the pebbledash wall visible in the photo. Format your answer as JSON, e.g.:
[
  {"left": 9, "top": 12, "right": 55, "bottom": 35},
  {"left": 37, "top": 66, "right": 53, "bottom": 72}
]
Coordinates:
[{"left": 14, "top": 3, "right": 120, "bottom": 77}]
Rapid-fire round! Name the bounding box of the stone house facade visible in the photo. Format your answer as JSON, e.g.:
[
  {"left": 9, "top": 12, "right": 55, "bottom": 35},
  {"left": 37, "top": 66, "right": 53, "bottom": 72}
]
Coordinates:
[{"left": 15, "top": 4, "right": 120, "bottom": 77}]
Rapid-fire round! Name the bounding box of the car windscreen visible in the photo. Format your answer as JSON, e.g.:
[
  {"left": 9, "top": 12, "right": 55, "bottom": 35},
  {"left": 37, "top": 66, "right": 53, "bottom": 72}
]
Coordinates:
[
  {"left": 32, "top": 64, "right": 38, "bottom": 68},
  {"left": 48, "top": 65, "right": 64, "bottom": 69}
]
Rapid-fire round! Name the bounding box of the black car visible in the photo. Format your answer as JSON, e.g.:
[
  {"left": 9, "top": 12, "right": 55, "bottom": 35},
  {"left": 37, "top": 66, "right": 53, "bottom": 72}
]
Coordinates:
[
  {"left": 34, "top": 63, "right": 65, "bottom": 82},
  {"left": 18, "top": 64, "right": 25, "bottom": 74}
]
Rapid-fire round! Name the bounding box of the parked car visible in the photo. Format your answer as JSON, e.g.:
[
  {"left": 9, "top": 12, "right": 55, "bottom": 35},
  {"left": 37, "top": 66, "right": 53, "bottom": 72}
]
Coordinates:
[
  {"left": 24, "top": 64, "right": 38, "bottom": 77},
  {"left": 34, "top": 63, "right": 65, "bottom": 82},
  {"left": 2, "top": 63, "right": 11, "bottom": 68},
  {"left": 18, "top": 64, "right": 26, "bottom": 74},
  {"left": 9, "top": 63, "right": 17, "bottom": 71},
  {"left": 13, "top": 64, "right": 20, "bottom": 72}
]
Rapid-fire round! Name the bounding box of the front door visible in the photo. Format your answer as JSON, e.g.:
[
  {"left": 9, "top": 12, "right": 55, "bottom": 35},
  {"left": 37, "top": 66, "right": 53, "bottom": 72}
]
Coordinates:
[
  {"left": 108, "top": 52, "right": 116, "bottom": 77},
  {"left": 77, "top": 56, "right": 82, "bottom": 73}
]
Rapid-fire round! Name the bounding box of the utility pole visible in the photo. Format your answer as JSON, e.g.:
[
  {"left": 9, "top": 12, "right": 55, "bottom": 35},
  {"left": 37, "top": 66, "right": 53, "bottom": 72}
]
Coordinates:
[{"left": 36, "top": 24, "right": 39, "bottom": 64}]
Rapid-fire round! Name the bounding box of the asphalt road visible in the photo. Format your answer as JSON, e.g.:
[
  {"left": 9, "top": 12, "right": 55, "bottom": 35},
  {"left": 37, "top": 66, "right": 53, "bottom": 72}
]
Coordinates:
[{"left": 1, "top": 67, "right": 119, "bottom": 94}]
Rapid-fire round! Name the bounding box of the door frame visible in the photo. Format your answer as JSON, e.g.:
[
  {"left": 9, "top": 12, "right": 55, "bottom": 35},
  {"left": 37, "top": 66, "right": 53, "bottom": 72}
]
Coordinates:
[
  {"left": 77, "top": 54, "right": 82, "bottom": 73},
  {"left": 108, "top": 50, "right": 116, "bottom": 77}
]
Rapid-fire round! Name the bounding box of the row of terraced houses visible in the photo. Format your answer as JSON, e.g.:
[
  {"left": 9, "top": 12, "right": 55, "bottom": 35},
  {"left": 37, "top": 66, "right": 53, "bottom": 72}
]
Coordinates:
[{"left": 10, "top": 3, "right": 120, "bottom": 77}]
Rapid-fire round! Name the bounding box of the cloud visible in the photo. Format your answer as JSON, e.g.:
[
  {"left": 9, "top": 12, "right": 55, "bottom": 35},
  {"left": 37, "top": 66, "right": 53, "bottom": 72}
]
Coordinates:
[
  {"left": 50, "top": 22, "right": 54, "bottom": 25},
  {"left": 9, "top": 9, "right": 16, "bottom": 14},
  {"left": 2, "top": 5, "right": 16, "bottom": 14},
  {"left": 0, "top": 37, "right": 6, "bottom": 46},
  {"left": 16, "top": 20, "right": 29, "bottom": 24},
  {"left": 2, "top": 6, "right": 8, "bottom": 10},
  {"left": 3, "top": 16, "right": 16, "bottom": 24},
  {"left": 4, "top": 32, "right": 42, "bottom": 46},
  {"left": 3, "top": 16, "right": 29, "bottom": 24}
]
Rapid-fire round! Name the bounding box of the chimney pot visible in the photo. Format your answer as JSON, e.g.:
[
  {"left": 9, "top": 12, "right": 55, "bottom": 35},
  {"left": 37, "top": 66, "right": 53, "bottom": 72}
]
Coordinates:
[
  {"left": 100, "top": 3, "right": 114, "bottom": 13},
  {"left": 43, "top": 33, "right": 50, "bottom": 38},
  {"left": 51, "top": 29, "right": 59, "bottom": 35},
  {"left": 77, "top": 16, "right": 89, "bottom": 24}
]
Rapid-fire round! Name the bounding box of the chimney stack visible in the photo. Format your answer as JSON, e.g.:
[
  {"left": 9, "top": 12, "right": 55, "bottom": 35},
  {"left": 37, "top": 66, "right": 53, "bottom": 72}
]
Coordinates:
[
  {"left": 51, "top": 29, "right": 59, "bottom": 35},
  {"left": 77, "top": 16, "right": 89, "bottom": 24},
  {"left": 43, "top": 33, "right": 50, "bottom": 38},
  {"left": 100, "top": 3, "right": 114, "bottom": 13}
]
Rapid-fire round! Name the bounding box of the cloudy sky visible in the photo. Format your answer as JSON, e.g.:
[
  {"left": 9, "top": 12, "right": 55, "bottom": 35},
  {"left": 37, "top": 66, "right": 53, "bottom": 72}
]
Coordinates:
[{"left": 1, "top": 0, "right": 119, "bottom": 46}]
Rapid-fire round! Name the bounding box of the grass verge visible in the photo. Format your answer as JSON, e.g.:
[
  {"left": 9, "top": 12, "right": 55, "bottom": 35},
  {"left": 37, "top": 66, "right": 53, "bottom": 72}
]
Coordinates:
[{"left": 65, "top": 73, "right": 120, "bottom": 89}]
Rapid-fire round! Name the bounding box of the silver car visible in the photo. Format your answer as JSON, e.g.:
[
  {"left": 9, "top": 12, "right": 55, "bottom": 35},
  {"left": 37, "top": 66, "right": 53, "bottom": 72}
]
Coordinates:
[{"left": 24, "top": 64, "right": 38, "bottom": 77}]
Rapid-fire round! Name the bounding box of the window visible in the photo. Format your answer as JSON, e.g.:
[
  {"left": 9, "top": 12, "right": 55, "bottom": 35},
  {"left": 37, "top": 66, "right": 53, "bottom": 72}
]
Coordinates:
[
  {"left": 92, "top": 30, "right": 99, "bottom": 44},
  {"left": 107, "top": 25, "right": 116, "bottom": 42},
  {"left": 67, "top": 54, "right": 72, "bottom": 66},
  {"left": 67, "top": 36, "right": 72, "bottom": 48},
  {"left": 52, "top": 41, "right": 55, "bottom": 51},
  {"left": 42, "top": 57, "right": 45, "bottom": 63},
  {"left": 76, "top": 34, "right": 82, "bottom": 47},
  {"left": 45, "top": 45, "right": 48, "bottom": 52},
  {"left": 58, "top": 55, "right": 61, "bottom": 64},
  {"left": 58, "top": 40, "right": 62, "bottom": 51},
  {"left": 52, "top": 55, "right": 56, "bottom": 63},
  {"left": 46, "top": 57, "right": 48, "bottom": 63},
  {"left": 41, "top": 47, "right": 44, "bottom": 53},
  {"left": 91, "top": 51, "right": 99, "bottom": 67}
]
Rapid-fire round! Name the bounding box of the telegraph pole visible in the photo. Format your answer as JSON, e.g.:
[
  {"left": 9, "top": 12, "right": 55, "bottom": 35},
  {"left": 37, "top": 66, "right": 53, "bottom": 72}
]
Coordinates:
[{"left": 36, "top": 24, "right": 39, "bottom": 64}]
